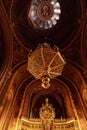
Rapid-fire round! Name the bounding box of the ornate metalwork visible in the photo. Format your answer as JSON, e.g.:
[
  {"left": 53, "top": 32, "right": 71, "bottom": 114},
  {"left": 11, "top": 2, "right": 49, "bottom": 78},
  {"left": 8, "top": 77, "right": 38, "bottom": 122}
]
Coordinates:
[
  {"left": 39, "top": 98, "right": 55, "bottom": 120},
  {"left": 27, "top": 43, "right": 66, "bottom": 88},
  {"left": 17, "top": 98, "right": 81, "bottom": 130}
]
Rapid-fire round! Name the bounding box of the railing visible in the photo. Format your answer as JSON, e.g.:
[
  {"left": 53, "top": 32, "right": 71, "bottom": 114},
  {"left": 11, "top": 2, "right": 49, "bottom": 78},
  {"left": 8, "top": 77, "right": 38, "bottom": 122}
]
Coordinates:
[{"left": 17, "top": 117, "right": 80, "bottom": 130}]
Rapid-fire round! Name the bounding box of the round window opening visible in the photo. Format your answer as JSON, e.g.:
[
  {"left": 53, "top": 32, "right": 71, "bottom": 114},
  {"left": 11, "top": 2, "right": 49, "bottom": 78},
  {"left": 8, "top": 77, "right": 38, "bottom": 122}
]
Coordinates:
[{"left": 28, "top": 0, "right": 61, "bottom": 29}]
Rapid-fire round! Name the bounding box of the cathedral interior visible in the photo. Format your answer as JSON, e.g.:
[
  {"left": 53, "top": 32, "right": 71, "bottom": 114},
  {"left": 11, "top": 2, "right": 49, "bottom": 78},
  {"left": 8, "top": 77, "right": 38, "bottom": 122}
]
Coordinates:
[{"left": 0, "top": 0, "right": 87, "bottom": 130}]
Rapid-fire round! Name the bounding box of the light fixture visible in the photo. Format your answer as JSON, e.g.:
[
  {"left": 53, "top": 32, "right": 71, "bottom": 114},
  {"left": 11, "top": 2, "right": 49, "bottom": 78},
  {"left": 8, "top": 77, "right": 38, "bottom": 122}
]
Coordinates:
[
  {"left": 27, "top": 43, "right": 66, "bottom": 89},
  {"left": 28, "top": 0, "right": 61, "bottom": 29}
]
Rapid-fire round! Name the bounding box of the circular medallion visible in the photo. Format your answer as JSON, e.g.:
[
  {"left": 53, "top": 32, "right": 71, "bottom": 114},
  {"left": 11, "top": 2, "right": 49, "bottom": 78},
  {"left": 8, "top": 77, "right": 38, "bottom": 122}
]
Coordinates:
[{"left": 37, "top": 1, "right": 54, "bottom": 21}]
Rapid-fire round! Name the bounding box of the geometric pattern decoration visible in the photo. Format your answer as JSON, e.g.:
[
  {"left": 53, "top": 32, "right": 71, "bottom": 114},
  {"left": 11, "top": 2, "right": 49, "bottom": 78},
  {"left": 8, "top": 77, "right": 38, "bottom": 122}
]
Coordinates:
[
  {"left": 27, "top": 43, "right": 66, "bottom": 88},
  {"left": 28, "top": 0, "right": 61, "bottom": 29},
  {"left": 27, "top": 43, "right": 66, "bottom": 79}
]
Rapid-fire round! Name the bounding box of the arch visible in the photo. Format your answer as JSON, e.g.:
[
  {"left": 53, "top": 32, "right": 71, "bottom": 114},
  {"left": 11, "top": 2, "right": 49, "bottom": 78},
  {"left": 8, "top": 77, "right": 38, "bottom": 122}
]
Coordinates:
[
  {"left": 0, "top": 0, "right": 13, "bottom": 95},
  {"left": 0, "top": 89, "right": 13, "bottom": 130},
  {"left": 20, "top": 78, "right": 75, "bottom": 119}
]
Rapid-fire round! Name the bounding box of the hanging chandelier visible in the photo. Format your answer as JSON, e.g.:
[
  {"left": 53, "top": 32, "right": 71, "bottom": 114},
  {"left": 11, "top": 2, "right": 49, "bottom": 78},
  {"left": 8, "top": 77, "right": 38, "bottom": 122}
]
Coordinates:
[{"left": 27, "top": 43, "right": 66, "bottom": 89}]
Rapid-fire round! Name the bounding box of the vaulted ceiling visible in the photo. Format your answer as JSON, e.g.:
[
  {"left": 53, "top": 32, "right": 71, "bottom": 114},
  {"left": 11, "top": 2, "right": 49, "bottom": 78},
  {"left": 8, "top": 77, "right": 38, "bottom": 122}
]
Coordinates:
[
  {"left": 0, "top": 0, "right": 87, "bottom": 129},
  {"left": 0, "top": 0, "right": 87, "bottom": 69}
]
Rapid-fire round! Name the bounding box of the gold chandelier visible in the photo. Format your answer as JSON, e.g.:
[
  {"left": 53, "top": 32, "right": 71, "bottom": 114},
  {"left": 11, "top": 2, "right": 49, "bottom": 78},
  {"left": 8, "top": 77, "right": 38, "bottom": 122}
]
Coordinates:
[{"left": 27, "top": 43, "right": 66, "bottom": 89}]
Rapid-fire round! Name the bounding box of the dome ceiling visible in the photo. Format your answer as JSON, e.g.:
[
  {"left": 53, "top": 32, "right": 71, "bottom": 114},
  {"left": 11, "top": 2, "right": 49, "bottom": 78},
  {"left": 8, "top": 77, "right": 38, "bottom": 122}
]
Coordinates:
[
  {"left": 28, "top": 0, "right": 61, "bottom": 29},
  {"left": 10, "top": 0, "right": 82, "bottom": 50}
]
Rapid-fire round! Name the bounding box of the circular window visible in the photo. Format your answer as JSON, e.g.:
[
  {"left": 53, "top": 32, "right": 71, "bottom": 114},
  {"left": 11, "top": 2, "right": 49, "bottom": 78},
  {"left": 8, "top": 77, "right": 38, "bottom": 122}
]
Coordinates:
[{"left": 28, "top": 0, "right": 61, "bottom": 29}]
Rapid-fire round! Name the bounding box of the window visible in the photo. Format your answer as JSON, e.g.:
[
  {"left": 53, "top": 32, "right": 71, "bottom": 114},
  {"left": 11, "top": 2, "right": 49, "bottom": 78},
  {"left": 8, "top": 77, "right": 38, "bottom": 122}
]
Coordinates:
[{"left": 28, "top": 0, "right": 61, "bottom": 29}]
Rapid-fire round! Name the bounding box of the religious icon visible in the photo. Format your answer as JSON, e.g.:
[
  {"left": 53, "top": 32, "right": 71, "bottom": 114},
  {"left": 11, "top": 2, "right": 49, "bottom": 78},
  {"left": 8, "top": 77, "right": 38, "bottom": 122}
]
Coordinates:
[{"left": 41, "top": 5, "right": 49, "bottom": 17}]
